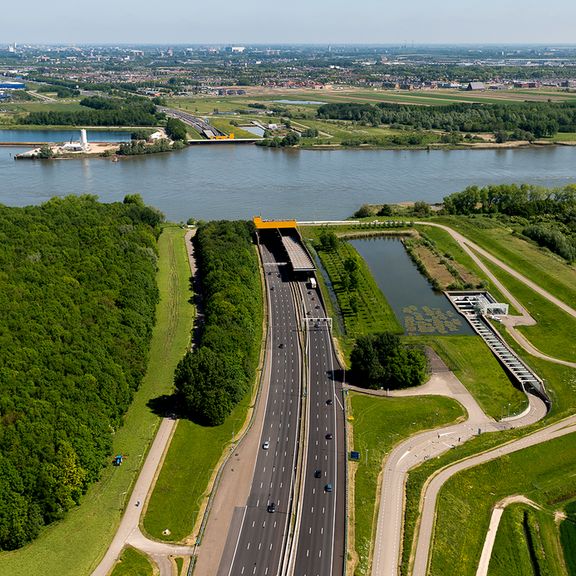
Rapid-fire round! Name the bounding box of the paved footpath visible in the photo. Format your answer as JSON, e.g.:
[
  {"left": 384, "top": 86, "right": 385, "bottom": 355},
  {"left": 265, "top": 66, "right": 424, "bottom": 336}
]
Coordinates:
[
  {"left": 369, "top": 350, "right": 546, "bottom": 576},
  {"left": 412, "top": 416, "right": 576, "bottom": 576},
  {"left": 92, "top": 229, "right": 197, "bottom": 576}
]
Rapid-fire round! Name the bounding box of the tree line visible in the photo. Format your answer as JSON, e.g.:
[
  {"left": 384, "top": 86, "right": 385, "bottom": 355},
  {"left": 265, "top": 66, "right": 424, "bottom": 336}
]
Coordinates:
[
  {"left": 20, "top": 96, "right": 163, "bottom": 127},
  {"left": 0, "top": 195, "right": 163, "bottom": 549},
  {"left": 174, "top": 221, "right": 263, "bottom": 426},
  {"left": 317, "top": 101, "right": 576, "bottom": 139},
  {"left": 443, "top": 184, "right": 576, "bottom": 262}
]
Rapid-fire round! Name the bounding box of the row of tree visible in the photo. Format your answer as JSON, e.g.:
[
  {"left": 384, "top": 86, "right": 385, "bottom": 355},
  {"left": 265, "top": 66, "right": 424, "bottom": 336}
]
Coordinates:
[
  {"left": 443, "top": 184, "right": 576, "bottom": 262},
  {"left": 174, "top": 221, "right": 263, "bottom": 426},
  {"left": 443, "top": 184, "right": 576, "bottom": 218},
  {"left": 317, "top": 101, "right": 576, "bottom": 139},
  {"left": 0, "top": 195, "right": 163, "bottom": 549},
  {"left": 20, "top": 96, "right": 163, "bottom": 127}
]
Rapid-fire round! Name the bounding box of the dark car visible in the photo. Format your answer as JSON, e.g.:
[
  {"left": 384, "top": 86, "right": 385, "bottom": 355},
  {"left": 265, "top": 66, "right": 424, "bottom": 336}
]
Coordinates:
[
  {"left": 326, "top": 399, "right": 333, "bottom": 405},
  {"left": 324, "top": 483, "right": 333, "bottom": 493},
  {"left": 267, "top": 502, "right": 276, "bottom": 513},
  {"left": 314, "top": 469, "right": 322, "bottom": 478},
  {"left": 279, "top": 343, "right": 284, "bottom": 348},
  {"left": 325, "top": 433, "right": 333, "bottom": 440}
]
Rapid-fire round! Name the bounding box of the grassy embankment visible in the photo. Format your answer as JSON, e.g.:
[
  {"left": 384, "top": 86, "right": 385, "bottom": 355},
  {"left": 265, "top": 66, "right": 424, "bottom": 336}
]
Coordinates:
[
  {"left": 110, "top": 546, "right": 154, "bottom": 576},
  {"left": 488, "top": 503, "right": 567, "bottom": 576},
  {"left": 143, "top": 235, "right": 264, "bottom": 542},
  {"left": 416, "top": 335, "right": 527, "bottom": 419},
  {"left": 429, "top": 432, "right": 576, "bottom": 576},
  {"left": 350, "top": 394, "right": 465, "bottom": 576},
  {"left": 0, "top": 225, "right": 194, "bottom": 576},
  {"left": 476, "top": 254, "right": 576, "bottom": 364},
  {"left": 401, "top": 352, "right": 576, "bottom": 575},
  {"left": 142, "top": 393, "right": 255, "bottom": 542},
  {"left": 399, "top": 221, "right": 576, "bottom": 575},
  {"left": 434, "top": 216, "right": 576, "bottom": 308}
]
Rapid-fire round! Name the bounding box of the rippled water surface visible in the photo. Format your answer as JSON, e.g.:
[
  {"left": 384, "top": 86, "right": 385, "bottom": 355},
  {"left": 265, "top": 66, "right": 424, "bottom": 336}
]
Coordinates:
[{"left": 0, "top": 145, "right": 574, "bottom": 221}]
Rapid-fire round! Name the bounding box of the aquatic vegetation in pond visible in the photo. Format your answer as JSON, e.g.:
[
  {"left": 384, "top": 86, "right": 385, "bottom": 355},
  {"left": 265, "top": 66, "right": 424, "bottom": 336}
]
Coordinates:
[{"left": 402, "top": 305, "right": 463, "bottom": 335}]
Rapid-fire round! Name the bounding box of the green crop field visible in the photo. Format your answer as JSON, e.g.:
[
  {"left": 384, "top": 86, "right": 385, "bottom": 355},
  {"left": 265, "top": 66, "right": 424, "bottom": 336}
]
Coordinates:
[
  {"left": 110, "top": 546, "right": 154, "bottom": 576},
  {"left": 350, "top": 393, "right": 464, "bottom": 576},
  {"left": 0, "top": 225, "right": 194, "bottom": 576},
  {"left": 429, "top": 432, "right": 576, "bottom": 576},
  {"left": 301, "top": 230, "right": 403, "bottom": 346}
]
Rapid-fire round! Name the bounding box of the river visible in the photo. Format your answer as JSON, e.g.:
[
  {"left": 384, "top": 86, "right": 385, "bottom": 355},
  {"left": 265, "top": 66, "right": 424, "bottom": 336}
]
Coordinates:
[
  {"left": 0, "top": 129, "right": 131, "bottom": 143},
  {"left": 0, "top": 144, "right": 575, "bottom": 221}
]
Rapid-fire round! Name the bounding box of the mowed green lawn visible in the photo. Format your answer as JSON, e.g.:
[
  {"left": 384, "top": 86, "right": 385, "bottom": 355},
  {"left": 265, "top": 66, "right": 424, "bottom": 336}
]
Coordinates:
[
  {"left": 478, "top": 255, "right": 576, "bottom": 363},
  {"left": 429, "top": 431, "right": 576, "bottom": 576},
  {"left": 435, "top": 216, "right": 576, "bottom": 308},
  {"left": 0, "top": 225, "right": 194, "bottom": 576},
  {"left": 143, "top": 392, "right": 253, "bottom": 542},
  {"left": 110, "top": 546, "right": 154, "bottom": 576},
  {"left": 419, "top": 335, "right": 528, "bottom": 419},
  {"left": 488, "top": 503, "right": 567, "bottom": 576},
  {"left": 350, "top": 393, "right": 465, "bottom": 576}
]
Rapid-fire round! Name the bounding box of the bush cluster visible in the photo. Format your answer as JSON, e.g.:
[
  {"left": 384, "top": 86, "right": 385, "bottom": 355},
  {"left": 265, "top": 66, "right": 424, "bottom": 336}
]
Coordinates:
[
  {"left": 317, "top": 101, "right": 576, "bottom": 138},
  {"left": 350, "top": 332, "right": 428, "bottom": 390}
]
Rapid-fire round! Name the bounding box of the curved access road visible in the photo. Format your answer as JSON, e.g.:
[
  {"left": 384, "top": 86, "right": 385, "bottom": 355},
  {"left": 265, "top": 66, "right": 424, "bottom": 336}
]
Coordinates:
[
  {"left": 369, "top": 349, "right": 547, "bottom": 576},
  {"left": 412, "top": 416, "right": 576, "bottom": 576},
  {"left": 417, "top": 221, "right": 576, "bottom": 369}
]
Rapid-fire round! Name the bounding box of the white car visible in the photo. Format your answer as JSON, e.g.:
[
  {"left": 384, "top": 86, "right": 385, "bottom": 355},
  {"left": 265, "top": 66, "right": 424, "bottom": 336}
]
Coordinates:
[{"left": 263, "top": 441, "right": 270, "bottom": 450}]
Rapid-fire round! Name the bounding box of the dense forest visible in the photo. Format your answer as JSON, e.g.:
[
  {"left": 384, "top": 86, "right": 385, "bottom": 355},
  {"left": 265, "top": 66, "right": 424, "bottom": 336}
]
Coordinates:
[
  {"left": 443, "top": 184, "right": 576, "bottom": 262},
  {"left": 20, "top": 96, "right": 163, "bottom": 127},
  {"left": 350, "top": 332, "right": 428, "bottom": 390},
  {"left": 317, "top": 101, "right": 576, "bottom": 139},
  {"left": 174, "top": 221, "right": 263, "bottom": 426},
  {"left": 0, "top": 195, "right": 163, "bottom": 549}
]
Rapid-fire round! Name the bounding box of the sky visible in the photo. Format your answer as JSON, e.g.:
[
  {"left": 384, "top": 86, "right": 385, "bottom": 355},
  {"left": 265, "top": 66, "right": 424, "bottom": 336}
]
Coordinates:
[{"left": 2, "top": 0, "right": 575, "bottom": 45}]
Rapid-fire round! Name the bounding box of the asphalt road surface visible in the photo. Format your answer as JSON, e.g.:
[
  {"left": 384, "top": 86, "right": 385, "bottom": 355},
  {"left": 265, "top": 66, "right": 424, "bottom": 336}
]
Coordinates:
[
  {"left": 225, "top": 243, "right": 302, "bottom": 576},
  {"left": 290, "top": 283, "right": 346, "bottom": 576}
]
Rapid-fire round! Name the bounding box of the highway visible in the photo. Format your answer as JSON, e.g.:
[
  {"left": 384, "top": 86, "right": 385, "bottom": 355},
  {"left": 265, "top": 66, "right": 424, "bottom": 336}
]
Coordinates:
[
  {"left": 290, "top": 283, "right": 346, "bottom": 576},
  {"left": 159, "top": 106, "right": 226, "bottom": 138},
  {"left": 225, "top": 241, "right": 302, "bottom": 576}
]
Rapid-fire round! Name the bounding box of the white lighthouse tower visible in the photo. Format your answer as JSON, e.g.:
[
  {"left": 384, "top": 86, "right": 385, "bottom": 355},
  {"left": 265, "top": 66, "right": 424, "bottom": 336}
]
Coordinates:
[{"left": 80, "top": 129, "right": 89, "bottom": 150}]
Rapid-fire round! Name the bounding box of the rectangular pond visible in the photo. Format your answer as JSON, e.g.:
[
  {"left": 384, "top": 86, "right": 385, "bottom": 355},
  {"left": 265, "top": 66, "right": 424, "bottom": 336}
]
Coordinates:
[{"left": 349, "top": 236, "right": 473, "bottom": 336}]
